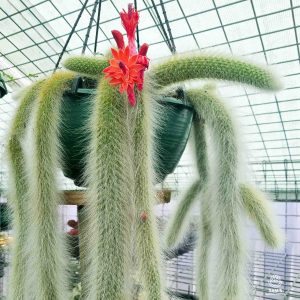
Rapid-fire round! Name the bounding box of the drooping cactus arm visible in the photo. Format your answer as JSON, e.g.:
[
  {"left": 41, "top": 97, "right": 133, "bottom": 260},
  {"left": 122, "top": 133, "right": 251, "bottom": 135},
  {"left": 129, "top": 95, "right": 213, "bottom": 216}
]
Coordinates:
[
  {"left": 82, "top": 78, "right": 134, "bottom": 300},
  {"left": 133, "top": 91, "right": 166, "bottom": 300},
  {"left": 240, "top": 184, "right": 283, "bottom": 248},
  {"left": 28, "top": 71, "right": 75, "bottom": 300},
  {"left": 196, "top": 188, "right": 212, "bottom": 300},
  {"left": 165, "top": 114, "right": 209, "bottom": 248},
  {"left": 187, "top": 87, "right": 247, "bottom": 300},
  {"left": 165, "top": 180, "right": 201, "bottom": 247},
  {"left": 6, "top": 81, "right": 43, "bottom": 300},
  {"left": 192, "top": 117, "right": 213, "bottom": 299},
  {"left": 150, "top": 55, "right": 280, "bottom": 91},
  {"left": 63, "top": 56, "right": 109, "bottom": 78}
]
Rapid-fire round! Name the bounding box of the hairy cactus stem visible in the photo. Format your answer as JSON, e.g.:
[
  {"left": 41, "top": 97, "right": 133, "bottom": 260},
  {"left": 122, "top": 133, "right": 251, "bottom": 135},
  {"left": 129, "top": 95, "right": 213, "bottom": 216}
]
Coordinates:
[
  {"left": 133, "top": 91, "right": 166, "bottom": 299},
  {"left": 7, "top": 81, "right": 43, "bottom": 300},
  {"left": 82, "top": 77, "right": 134, "bottom": 300},
  {"left": 187, "top": 87, "right": 247, "bottom": 300},
  {"left": 28, "top": 71, "right": 75, "bottom": 300}
]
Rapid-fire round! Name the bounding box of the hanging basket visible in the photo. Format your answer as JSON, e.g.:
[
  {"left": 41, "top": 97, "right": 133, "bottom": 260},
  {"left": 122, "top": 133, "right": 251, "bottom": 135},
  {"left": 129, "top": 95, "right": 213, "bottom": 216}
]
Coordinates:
[
  {"left": 0, "top": 75, "right": 8, "bottom": 99},
  {"left": 0, "top": 203, "right": 11, "bottom": 231},
  {"left": 59, "top": 77, "right": 194, "bottom": 186},
  {"left": 154, "top": 95, "right": 194, "bottom": 182}
]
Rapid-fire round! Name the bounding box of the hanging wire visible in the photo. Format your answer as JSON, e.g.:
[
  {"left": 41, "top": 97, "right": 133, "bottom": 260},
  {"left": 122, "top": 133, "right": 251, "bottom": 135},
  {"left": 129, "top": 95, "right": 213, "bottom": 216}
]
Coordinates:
[
  {"left": 53, "top": 0, "right": 89, "bottom": 72},
  {"left": 262, "top": 160, "right": 267, "bottom": 191},
  {"left": 150, "top": 0, "right": 173, "bottom": 53},
  {"left": 82, "top": 0, "right": 99, "bottom": 54},
  {"left": 94, "top": 0, "right": 102, "bottom": 54},
  {"left": 159, "top": 0, "right": 176, "bottom": 53},
  {"left": 283, "top": 159, "right": 288, "bottom": 288},
  {"left": 134, "top": 0, "right": 140, "bottom": 49},
  {"left": 274, "top": 180, "right": 279, "bottom": 201}
]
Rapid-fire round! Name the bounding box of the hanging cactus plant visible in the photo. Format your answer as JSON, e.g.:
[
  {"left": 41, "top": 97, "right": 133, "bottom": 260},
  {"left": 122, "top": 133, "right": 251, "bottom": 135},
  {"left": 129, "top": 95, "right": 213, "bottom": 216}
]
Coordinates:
[
  {"left": 165, "top": 85, "right": 283, "bottom": 299},
  {"left": 6, "top": 3, "right": 282, "bottom": 300}
]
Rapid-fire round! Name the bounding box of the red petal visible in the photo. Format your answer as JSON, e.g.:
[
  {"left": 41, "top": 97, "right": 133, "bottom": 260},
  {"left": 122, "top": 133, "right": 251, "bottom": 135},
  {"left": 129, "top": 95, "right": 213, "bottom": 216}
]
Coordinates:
[
  {"left": 111, "top": 30, "right": 125, "bottom": 49},
  {"left": 139, "top": 43, "right": 149, "bottom": 56},
  {"left": 103, "top": 66, "right": 113, "bottom": 74},
  {"left": 120, "top": 4, "right": 139, "bottom": 37},
  {"left": 110, "top": 78, "right": 122, "bottom": 85},
  {"left": 111, "top": 48, "right": 120, "bottom": 59}
]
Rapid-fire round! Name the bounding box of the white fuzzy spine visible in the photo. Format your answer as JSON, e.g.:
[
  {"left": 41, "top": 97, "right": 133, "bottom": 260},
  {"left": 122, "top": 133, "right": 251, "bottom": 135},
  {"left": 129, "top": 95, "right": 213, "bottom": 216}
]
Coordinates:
[
  {"left": 27, "top": 72, "right": 75, "bottom": 300},
  {"left": 192, "top": 118, "right": 212, "bottom": 299},
  {"left": 6, "top": 83, "right": 42, "bottom": 300},
  {"left": 82, "top": 77, "right": 134, "bottom": 300},
  {"left": 188, "top": 88, "right": 248, "bottom": 300},
  {"left": 133, "top": 91, "right": 166, "bottom": 300}
]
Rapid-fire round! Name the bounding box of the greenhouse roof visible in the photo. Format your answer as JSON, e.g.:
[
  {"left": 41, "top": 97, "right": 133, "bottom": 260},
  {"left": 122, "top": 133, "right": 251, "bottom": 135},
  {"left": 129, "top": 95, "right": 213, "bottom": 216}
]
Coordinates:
[{"left": 0, "top": 0, "right": 299, "bottom": 192}]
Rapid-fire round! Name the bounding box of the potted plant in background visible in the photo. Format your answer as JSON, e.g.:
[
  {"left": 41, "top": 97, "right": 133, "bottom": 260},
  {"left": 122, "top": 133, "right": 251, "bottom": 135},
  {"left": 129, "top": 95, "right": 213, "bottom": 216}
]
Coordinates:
[{"left": 0, "top": 72, "right": 8, "bottom": 98}]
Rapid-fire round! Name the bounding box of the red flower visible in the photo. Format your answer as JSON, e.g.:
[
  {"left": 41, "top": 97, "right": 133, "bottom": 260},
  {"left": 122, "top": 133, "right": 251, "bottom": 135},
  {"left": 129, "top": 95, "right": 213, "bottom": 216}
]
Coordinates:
[
  {"left": 103, "top": 46, "right": 144, "bottom": 106},
  {"left": 103, "top": 3, "right": 150, "bottom": 106},
  {"left": 120, "top": 3, "right": 139, "bottom": 55}
]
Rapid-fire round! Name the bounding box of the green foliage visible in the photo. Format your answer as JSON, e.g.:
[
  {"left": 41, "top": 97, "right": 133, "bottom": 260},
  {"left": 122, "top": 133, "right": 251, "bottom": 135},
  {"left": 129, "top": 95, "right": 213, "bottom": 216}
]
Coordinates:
[
  {"left": 0, "top": 70, "right": 38, "bottom": 83},
  {"left": 0, "top": 71, "right": 16, "bottom": 82}
]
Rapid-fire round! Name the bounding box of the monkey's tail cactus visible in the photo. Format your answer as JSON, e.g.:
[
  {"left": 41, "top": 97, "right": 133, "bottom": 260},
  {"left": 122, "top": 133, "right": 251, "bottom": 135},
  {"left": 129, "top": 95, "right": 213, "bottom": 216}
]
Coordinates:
[
  {"left": 240, "top": 183, "right": 283, "bottom": 248},
  {"left": 133, "top": 91, "right": 166, "bottom": 299},
  {"left": 63, "top": 56, "right": 109, "bottom": 78},
  {"left": 7, "top": 81, "right": 43, "bottom": 300},
  {"left": 150, "top": 54, "right": 281, "bottom": 91},
  {"left": 170, "top": 86, "right": 282, "bottom": 300},
  {"left": 27, "top": 71, "right": 76, "bottom": 300},
  {"left": 165, "top": 180, "right": 201, "bottom": 247},
  {"left": 81, "top": 78, "right": 135, "bottom": 300}
]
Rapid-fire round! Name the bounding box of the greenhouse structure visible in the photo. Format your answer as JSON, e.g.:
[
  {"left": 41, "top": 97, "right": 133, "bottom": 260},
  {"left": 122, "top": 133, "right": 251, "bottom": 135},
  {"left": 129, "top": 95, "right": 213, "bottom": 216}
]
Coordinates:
[{"left": 0, "top": 0, "right": 299, "bottom": 299}]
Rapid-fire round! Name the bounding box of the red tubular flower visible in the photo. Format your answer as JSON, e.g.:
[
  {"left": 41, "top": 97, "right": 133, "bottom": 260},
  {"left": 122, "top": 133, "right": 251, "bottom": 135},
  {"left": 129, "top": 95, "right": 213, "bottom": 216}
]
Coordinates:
[
  {"left": 138, "top": 43, "right": 149, "bottom": 56},
  {"left": 103, "top": 4, "right": 150, "bottom": 106},
  {"left": 137, "top": 43, "right": 150, "bottom": 90},
  {"left": 120, "top": 3, "right": 139, "bottom": 55}
]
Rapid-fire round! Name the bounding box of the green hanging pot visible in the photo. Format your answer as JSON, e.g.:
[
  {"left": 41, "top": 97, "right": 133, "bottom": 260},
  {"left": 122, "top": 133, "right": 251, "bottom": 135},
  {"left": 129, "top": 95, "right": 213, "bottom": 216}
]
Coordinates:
[
  {"left": 59, "top": 78, "right": 194, "bottom": 186},
  {"left": 0, "top": 203, "right": 11, "bottom": 231},
  {"left": 0, "top": 75, "right": 8, "bottom": 99}
]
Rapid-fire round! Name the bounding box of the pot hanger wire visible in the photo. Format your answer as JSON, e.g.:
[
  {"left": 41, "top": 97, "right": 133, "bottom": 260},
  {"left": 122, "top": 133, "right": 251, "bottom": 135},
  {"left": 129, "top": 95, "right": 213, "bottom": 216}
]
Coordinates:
[{"left": 54, "top": 0, "right": 103, "bottom": 72}]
